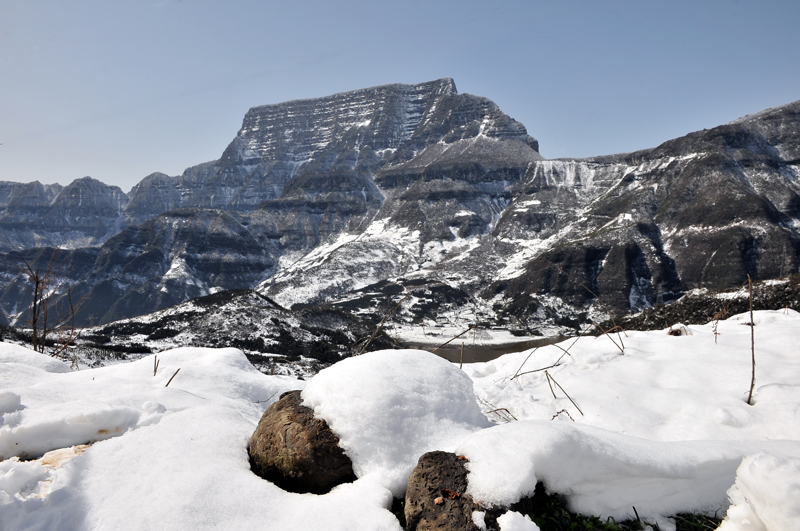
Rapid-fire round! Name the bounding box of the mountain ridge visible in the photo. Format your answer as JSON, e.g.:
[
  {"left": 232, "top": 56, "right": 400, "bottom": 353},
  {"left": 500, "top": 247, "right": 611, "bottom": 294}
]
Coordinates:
[{"left": 0, "top": 81, "right": 797, "bottom": 334}]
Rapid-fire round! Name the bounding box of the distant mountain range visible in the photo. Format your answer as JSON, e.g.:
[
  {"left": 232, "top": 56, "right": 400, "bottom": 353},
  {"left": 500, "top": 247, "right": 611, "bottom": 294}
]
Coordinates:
[{"left": 1, "top": 78, "right": 798, "bottom": 333}]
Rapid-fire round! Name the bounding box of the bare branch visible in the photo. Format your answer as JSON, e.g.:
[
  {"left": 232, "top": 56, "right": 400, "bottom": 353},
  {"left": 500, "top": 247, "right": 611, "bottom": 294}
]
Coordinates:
[
  {"left": 431, "top": 324, "right": 477, "bottom": 354},
  {"left": 357, "top": 292, "right": 409, "bottom": 355}
]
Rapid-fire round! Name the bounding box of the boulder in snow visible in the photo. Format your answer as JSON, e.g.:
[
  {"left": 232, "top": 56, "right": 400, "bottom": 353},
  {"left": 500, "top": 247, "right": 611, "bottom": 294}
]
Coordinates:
[
  {"left": 405, "top": 451, "right": 498, "bottom": 531},
  {"left": 248, "top": 390, "right": 356, "bottom": 494}
]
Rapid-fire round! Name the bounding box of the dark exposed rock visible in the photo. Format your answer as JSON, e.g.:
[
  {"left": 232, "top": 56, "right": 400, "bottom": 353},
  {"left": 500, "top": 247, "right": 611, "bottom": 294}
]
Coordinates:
[
  {"left": 405, "top": 451, "right": 499, "bottom": 531},
  {"left": 248, "top": 390, "right": 356, "bottom": 494},
  {"left": 79, "top": 289, "right": 394, "bottom": 373},
  {"left": 600, "top": 272, "right": 800, "bottom": 332}
]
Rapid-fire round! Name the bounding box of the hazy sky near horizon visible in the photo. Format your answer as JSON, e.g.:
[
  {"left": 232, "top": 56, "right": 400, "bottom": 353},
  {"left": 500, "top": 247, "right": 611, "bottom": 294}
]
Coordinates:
[{"left": 1, "top": 0, "right": 799, "bottom": 192}]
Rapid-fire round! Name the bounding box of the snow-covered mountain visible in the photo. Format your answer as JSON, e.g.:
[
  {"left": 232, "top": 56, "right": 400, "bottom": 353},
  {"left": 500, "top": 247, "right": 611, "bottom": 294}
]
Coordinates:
[
  {"left": 1, "top": 80, "right": 798, "bottom": 331},
  {"left": 256, "top": 98, "right": 800, "bottom": 332}
]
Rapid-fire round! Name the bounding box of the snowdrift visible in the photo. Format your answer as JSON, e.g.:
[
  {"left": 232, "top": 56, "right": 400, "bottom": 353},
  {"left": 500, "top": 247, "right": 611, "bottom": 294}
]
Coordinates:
[{"left": 2, "top": 310, "right": 800, "bottom": 530}]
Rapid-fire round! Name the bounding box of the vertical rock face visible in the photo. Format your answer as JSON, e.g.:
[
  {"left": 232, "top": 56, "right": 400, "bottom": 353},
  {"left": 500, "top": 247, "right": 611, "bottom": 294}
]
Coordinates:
[
  {"left": 483, "top": 101, "right": 800, "bottom": 325},
  {"left": 124, "top": 77, "right": 541, "bottom": 219},
  {"left": 72, "top": 208, "right": 277, "bottom": 325},
  {"left": 40, "top": 176, "right": 129, "bottom": 236}
]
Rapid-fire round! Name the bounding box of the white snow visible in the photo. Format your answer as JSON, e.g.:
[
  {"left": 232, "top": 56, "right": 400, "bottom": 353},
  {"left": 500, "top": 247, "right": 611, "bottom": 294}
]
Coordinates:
[
  {"left": 1, "top": 310, "right": 800, "bottom": 530},
  {"left": 718, "top": 453, "right": 800, "bottom": 531},
  {"left": 497, "top": 510, "right": 540, "bottom": 530},
  {"left": 302, "top": 350, "right": 490, "bottom": 495}
]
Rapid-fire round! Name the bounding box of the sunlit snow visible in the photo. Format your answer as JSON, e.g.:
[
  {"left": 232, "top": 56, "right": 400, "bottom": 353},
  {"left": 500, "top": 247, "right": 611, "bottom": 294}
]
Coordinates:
[{"left": 1, "top": 310, "right": 799, "bottom": 530}]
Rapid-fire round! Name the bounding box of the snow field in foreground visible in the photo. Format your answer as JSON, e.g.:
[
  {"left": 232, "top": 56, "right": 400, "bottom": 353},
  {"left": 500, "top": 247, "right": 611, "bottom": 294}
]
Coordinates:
[{"left": 0, "top": 310, "right": 798, "bottom": 530}]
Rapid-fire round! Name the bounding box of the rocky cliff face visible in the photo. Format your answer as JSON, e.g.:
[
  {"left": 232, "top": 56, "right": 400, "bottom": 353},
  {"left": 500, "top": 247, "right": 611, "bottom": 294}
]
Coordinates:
[
  {"left": 256, "top": 99, "right": 800, "bottom": 334},
  {"left": 0, "top": 177, "right": 127, "bottom": 250},
  {"left": 1, "top": 82, "right": 798, "bottom": 332},
  {"left": 0, "top": 208, "right": 277, "bottom": 325},
  {"left": 482, "top": 101, "right": 800, "bottom": 326}
]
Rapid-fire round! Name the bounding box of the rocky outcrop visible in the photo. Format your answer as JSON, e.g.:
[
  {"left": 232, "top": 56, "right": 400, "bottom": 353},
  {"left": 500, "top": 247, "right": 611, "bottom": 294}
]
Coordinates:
[
  {"left": 121, "top": 77, "right": 541, "bottom": 228},
  {"left": 248, "top": 390, "right": 356, "bottom": 494},
  {"left": 124, "top": 172, "right": 184, "bottom": 227},
  {"left": 405, "top": 451, "right": 498, "bottom": 531}
]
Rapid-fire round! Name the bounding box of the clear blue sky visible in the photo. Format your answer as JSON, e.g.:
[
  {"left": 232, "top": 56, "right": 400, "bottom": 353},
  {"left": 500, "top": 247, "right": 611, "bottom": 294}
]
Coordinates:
[{"left": 2, "top": 0, "right": 799, "bottom": 192}]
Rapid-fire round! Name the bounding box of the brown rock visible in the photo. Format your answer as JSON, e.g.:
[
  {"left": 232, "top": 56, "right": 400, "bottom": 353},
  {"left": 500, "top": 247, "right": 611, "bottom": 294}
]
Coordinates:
[
  {"left": 405, "top": 451, "right": 499, "bottom": 531},
  {"left": 248, "top": 390, "right": 356, "bottom": 494}
]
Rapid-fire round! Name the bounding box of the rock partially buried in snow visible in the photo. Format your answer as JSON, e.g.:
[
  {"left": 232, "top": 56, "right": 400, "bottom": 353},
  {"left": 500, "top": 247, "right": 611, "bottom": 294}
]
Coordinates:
[
  {"left": 301, "top": 349, "right": 490, "bottom": 496},
  {"left": 405, "top": 451, "right": 498, "bottom": 531},
  {"left": 248, "top": 390, "right": 356, "bottom": 494}
]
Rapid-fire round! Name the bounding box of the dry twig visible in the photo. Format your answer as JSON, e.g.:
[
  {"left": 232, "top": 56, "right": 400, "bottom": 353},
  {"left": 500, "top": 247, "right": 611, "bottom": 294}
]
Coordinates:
[
  {"left": 165, "top": 368, "right": 181, "bottom": 388},
  {"left": 431, "top": 324, "right": 477, "bottom": 354},
  {"left": 550, "top": 409, "right": 575, "bottom": 421},
  {"left": 545, "top": 370, "right": 584, "bottom": 416},
  {"left": 357, "top": 293, "right": 409, "bottom": 355}
]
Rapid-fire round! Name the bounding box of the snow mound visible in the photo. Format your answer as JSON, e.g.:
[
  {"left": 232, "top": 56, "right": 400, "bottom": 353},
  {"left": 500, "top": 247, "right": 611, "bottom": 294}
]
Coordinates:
[
  {"left": 0, "top": 347, "right": 284, "bottom": 460},
  {"left": 719, "top": 452, "right": 800, "bottom": 531},
  {"left": 0, "top": 344, "right": 409, "bottom": 531},
  {"left": 458, "top": 421, "right": 800, "bottom": 521},
  {"left": 302, "top": 349, "right": 490, "bottom": 495}
]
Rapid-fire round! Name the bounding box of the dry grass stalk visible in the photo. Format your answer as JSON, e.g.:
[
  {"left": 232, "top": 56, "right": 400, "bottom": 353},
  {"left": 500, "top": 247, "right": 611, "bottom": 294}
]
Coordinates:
[
  {"left": 550, "top": 409, "right": 575, "bottom": 421},
  {"left": 509, "top": 347, "right": 541, "bottom": 380},
  {"left": 476, "top": 396, "right": 517, "bottom": 422},
  {"left": 484, "top": 407, "right": 518, "bottom": 421},
  {"left": 153, "top": 355, "right": 160, "bottom": 377},
  {"left": 512, "top": 359, "right": 565, "bottom": 381},
  {"left": 165, "top": 368, "right": 181, "bottom": 388},
  {"left": 711, "top": 303, "right": 729, "bottom": 344},
  {"left": 593, "top": 321, "right": 626, "bottom": 354},
  {"left": 747, "top": 274, "right": 756, "bottom": 406},
  {"left": 509, "top": 321, "right": 597, "bottom": 381},
  {"left": 545, "top": 370, "right": 584, "bottom": 416},
  {"left": 632, "top": 506, "right": 644, "bottom": 530}
]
